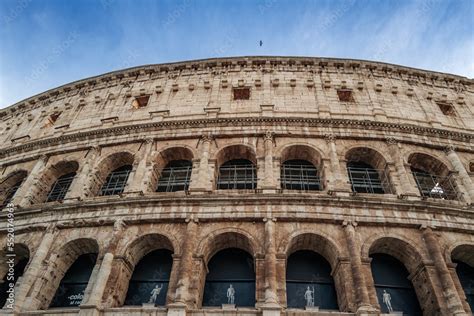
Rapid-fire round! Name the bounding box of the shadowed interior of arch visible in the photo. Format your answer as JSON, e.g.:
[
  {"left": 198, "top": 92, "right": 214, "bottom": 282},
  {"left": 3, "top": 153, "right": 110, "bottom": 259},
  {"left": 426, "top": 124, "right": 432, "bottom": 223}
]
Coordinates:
[
  {"left": 281, "top": 160, "right": 321, "bottom": 191},
  {"left": 370, "top": 253, "right": 422, "bottom": 315},
  {"left": 202, "top": 248, "right": 255, "bottom": 307},
  {"left": 408, "top": 153, "right": 458, "bottom": 200},
  {"left": 50, "top": 253, "right": 97, "bottom": 308},
  {"left": 286, "top": 250, "right": 338, "bottom": 310},
  {"left": 0, "top": 244, "right": 29, "bottom": 308},
  {"left": 451, "top": 244, "right": 474, "bottom": 311},
  {"left": 0, "top": 170, "right": 27, "bottom": 207},
  {"left": 217, "top": 159, "right": 256, "bottom": 190},
  {"left": 156, "top": 160, "right": 192, "bottom": 192},
  {"left": 124, "top": 249, "right": 173, "bottom": 306},
  {"left": 100, "top": 165, "right": 133, "bottom": 196},
  {"left": 345, "top": 148, "right": 392, "bottom": 194}
]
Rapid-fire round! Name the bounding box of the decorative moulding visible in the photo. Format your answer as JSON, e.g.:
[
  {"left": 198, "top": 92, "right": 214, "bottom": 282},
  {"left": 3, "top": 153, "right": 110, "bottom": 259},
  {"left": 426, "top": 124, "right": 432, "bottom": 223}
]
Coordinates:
[
  {"left": 11, "top": 135, "right": 30, "bottom": 143},
  {"left": 100, "top": 116, "right": 119, "bottom": 124},
  {"left": 204, "top": 107, "right": 221, "bottom": 118}
]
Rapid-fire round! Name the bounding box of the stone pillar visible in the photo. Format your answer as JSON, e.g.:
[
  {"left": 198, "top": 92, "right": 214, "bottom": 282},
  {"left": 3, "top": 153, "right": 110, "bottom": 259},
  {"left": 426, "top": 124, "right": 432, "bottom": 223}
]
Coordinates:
[
  {"left": 263, "top": 219, "right": 278, "bottom": 304},
  {"left": 168, "top": 218, "right": 198, "bottom": 316},
  {"left": 16, "top": 225, "right": 57, "bottom": 311},
  {"left": 261, "top": 218, "right": 280, "bottom": 314},
  {"left": 448, "top": 263, "right": 473, "bottom": 314},
  {"left": 386, "top": 137, "right": 420, "bottom": 198},
  {"left": 81, "top": 220, "right": 126, "bottom": 311},
  {"left": 127, "top": 139, "right": 154, "bottom": 193},
  {"left": 261, "top": 132, "right": 277, "bottom": 192},
  {"left": 189, "top": 135, "right": 213, "bottom": 192},
  {"left": 445, "top": 146, "right": 474, "bottom": 203},
  {"left": 422, "top": 227, "right": 467, "bottom": 315},
  {"left": 325, "top": 134, "right": 351, "bottom": 195},
  {"left": 342, "top": 222, "right": 377, "bottom": 314},
  {"left": 66, "top": 146, "right": 101, "bottom": 200},
  {"left": 13, "top": 155, "right": 49, "bottom": 208}
]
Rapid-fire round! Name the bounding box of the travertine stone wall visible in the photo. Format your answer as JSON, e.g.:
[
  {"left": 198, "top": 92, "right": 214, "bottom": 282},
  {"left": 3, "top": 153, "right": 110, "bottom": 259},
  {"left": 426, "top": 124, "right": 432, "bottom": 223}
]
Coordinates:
[{"left": 0, "top": 57, "right": 473, "bottom": 316}]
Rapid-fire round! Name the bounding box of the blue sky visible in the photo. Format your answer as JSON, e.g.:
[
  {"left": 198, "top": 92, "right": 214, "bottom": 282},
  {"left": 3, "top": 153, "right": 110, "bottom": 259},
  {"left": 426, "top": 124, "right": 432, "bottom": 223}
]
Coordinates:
[{"left": 0, "top": 0, "right": 472, "bottom": 108}]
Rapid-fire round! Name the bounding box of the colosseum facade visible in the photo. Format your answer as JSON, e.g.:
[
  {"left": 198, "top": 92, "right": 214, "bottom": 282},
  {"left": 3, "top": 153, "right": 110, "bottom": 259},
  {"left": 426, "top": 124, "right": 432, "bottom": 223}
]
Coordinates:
[{"left": 0, "top": 56, "right": 473, "bottom": 316}]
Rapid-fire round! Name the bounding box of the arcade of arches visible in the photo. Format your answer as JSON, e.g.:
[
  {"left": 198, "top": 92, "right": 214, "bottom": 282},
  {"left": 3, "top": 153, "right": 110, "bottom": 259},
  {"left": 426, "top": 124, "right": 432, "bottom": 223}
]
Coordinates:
[{"left": 1, "top": 224, "right": 473, "bottom": 316}]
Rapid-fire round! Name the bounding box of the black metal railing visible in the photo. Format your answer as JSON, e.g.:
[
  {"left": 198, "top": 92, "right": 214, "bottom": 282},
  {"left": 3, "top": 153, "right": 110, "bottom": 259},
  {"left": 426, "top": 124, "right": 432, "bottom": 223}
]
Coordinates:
[
  {"left": 412, "top": 171, "right": 458, "bottom": 200},
  {"left": 217, "top": 164, "right": 256, "bottom": 190},
  {"left": 100, "top": 165, "right": 132, "bottom": 196},
  {"left": 46, "top": 172, "right": 76, "bottom": 202},
  {"left": 281, "top": 163, "right": 321, "bottom": 191},
  {"left": 347, "top": 167, "right": 392, "bottom": 194},
  {"left": 156, "top": 165, "right": 192, "bottom": 192}
]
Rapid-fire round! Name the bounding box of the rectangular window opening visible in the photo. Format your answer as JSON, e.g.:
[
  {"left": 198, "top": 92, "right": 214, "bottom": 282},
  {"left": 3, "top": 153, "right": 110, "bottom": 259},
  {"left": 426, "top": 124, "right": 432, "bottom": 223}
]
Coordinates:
[
  {"left": 437, "top": 102, "right": 456, "bottom": 116},
  {"left": 132, "top": 95, "right": 150, "bottom": 109},
  {"left": 47, "top": 112, "right": 62, "bottom": 125},
  {"left": 233, "top": 87, "right": 250, "bottom": 100},
  {"left": 337, "top": 89, "right": 354, "bottom": 102}
]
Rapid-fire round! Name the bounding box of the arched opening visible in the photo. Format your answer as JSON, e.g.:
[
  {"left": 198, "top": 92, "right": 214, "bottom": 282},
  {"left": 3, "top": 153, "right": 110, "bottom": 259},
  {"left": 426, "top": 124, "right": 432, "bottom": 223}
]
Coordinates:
[
  {"left": 286, "top": 250, "right": 338, "bottom": 310},
  {"left": 281, "top": 160, "right": 321, "bottom": 191},
  {"left": 0, "top": 244, "right": 29, "bottom": 308},
  {"left": 49, "top": 253, "right": 98, "bottom": 308},
  {"left": 40, "top": 161, "right": 79, "bottom": 203},
  {"left": 280, "top": 145, "right": 323, "bottom": 191},
  {"left": 345, "top": 147, "right": 392, "bottom": 194},
  {"left": 151, "top": 147, "right": 194, "bottom": 193},
  {"left": 46, "top": 172, "right": 76, "bottom": 202},
  {"left": 451, "top": 245, "right": 474, "bottom": 311},
  {"left": 100, "top": 165, "right": 132, "bottom": 196},
  {"left": 156, "top": 160, "right": 192, "bottom": 192},
  {"left": 124, "top": 249, "right": 173, "bottom": 306},
  {"left": 202, "top": 248, "right": 255, "bottom": 307},
  {"left": 215, "top": 145, "right": 257, "bottom": 190},
  {"left": 408, "top": 153, "right": 458, "bottom": 200},
  {"left": 0, "top": 170, "right": 27, "bottom": 207},
  {"left": 370, "top": 253, "right": 422, "bottom": 315}
]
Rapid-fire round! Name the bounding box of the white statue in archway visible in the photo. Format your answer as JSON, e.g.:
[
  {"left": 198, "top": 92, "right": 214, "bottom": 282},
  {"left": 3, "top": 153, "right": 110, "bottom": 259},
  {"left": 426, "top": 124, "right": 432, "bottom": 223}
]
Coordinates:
[
  {"left": 227, "top": 284, "right": 235, "bottom": 304},
  {"left": 304, "top": 286, "right": 315, "bottom": 307},
  {"left": 382, "top": 290, "right": 393, "bottom": 312},
  {"left": 148, "top": 284, "right": 163, "bottom": 304}
]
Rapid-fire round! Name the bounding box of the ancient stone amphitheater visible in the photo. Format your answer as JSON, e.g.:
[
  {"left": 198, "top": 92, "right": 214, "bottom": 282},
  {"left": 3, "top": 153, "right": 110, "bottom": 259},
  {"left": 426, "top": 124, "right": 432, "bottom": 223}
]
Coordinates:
[{"left": 0, "top": 56, "right": 473, "bottom": 316}]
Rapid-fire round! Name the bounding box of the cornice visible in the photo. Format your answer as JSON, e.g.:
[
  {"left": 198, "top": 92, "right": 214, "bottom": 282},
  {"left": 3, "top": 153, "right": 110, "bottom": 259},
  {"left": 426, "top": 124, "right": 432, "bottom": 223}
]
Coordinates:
[
  {"left": 1, "top": 116, "right": 473, "bottom": 160},
  {"left": 2, "top": 193, "right": 473, "bottom": 235},
  {"left": 1, "top": 56, "right": 472, "bottom": 114}
]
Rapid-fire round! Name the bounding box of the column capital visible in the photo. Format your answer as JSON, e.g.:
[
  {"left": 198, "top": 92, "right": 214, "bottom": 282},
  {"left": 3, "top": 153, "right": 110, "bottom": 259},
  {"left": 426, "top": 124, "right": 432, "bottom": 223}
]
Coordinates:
[
  {"left": 342, "top": 220, "right": 358, "bottom": 228},
  {"left": 144, "top": 138, "right": 154, "bottom": 145},
  {"left": 201, "top": 133, "right": 214, "bottom": 143},
  {"left": 385, "top": 136, "right": 398, "bottom": 145},
  {"left": 444, "top": 145, "right": 456, "bottom": 154},
  {"left": 38, "top": 154, "right": 49, "bottom": 163},
  {"left": 324, "top": 133, "right": 336, "bottom": 143},
  {"left": 263, "top": 130, "right": 274, "bottom": 142}
]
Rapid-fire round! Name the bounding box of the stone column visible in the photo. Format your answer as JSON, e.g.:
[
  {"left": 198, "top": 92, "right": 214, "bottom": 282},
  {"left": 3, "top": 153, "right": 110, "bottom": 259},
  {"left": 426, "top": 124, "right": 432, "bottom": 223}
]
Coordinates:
[
  {"left": 80, "top": 220, "right": 126, "bottom": 311},
  {"left": 66, "top": 146, "right": 101, "bottom": 200},
  {"left": 13, "top": 155, "right": 49, "bottom": 208},
  {"left": 342, "top": 222, "right": 377, "bottom": 314},
  {"left": 261, "top": 132, "right": 277, "bottom": 192},
  {"left": 445, "top": 146, "right": 474, "bottom": 203},
  {"left": 448, "top": 263, "right": 472, "bottom": 314},
  {"left": 422, "top": 227, "right": 467, "bottom": 315},
  {"left": 386, "top": 137, "right": 420, "bottom": 198},
  {"left": 127, "top": 139, "right": 154, "bottom": 193},
  {"left": 168, "top": 218, "right": 198, "bottom": 316},
  {"left": 16, "top": 224, "right": 57, "bottom": 311},
  {"left": 189, "top": 135, "right": 213, "bottom": 192},
  {"left": 325, "top": 134, "right": 351, "bottom": 195},
  {"left": 262, "top": 219, "right": 280, "bottom": 307}
]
